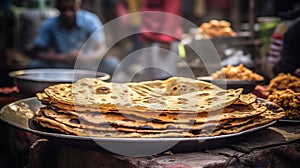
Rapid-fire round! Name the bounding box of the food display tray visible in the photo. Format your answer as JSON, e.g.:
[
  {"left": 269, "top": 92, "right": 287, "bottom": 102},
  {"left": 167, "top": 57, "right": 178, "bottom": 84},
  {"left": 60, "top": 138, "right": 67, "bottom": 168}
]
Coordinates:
[{"left": 0, "top": 97, "right": 276, "bottom": 155}]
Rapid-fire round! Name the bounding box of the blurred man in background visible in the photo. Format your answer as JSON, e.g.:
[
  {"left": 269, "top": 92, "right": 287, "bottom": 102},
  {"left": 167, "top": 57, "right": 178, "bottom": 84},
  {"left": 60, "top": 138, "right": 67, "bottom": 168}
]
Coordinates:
[
  {"left": 137, "top": 0, "right": 183, "bottom": 81},
  {"left": 29, "top": 0, "right": 119, "bottom": 75},
  {"left": 273, "top": 17, "right": 300, "bottom": 77}
]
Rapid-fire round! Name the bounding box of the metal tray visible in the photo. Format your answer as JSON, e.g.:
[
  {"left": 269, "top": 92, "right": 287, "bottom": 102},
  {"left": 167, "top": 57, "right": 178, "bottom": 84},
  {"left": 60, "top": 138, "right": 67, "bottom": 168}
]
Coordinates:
[
  {"left": 279, "top": 119, "right": 300, "bottom": 123},
  {"left": 0, "top": 97, "right": 276, "bottom": 156},
  {"left": 198, "top": 76, "right": 263, "bottom": 93}
]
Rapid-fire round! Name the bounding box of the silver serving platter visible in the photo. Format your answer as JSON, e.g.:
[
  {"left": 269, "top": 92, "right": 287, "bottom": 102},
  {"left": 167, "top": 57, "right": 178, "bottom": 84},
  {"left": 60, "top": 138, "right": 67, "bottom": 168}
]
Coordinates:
[
  {"left": 0, "top": 97, "right": 276, "bottom": 155},
  {"left": 279, "top": 119, "right": 300, "bottom": 123},
  {"left": 198, "top": 76, "right": 263, "bottom": 93}
]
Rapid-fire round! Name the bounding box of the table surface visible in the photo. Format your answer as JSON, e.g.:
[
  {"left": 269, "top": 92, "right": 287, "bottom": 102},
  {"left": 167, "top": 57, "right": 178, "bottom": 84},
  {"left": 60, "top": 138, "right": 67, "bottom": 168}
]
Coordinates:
[{"left": 27, "top": 122, "right": 300, "bottom": 168}]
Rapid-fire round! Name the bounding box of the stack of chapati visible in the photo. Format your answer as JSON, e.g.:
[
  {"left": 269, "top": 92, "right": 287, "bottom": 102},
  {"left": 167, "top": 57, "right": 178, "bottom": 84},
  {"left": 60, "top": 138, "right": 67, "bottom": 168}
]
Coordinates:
[{"left": 34, "top": 77, "right": 285, "bottom": 138}]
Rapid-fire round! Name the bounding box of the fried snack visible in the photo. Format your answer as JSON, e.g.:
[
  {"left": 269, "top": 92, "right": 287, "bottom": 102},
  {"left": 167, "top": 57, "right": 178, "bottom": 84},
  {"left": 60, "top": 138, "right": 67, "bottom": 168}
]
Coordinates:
[
  {"left": 268, "top": 73, "right": 300, "bottom": 93},
  {"left": 211, "top": 64, "right": 264, "bottom": 81},
  {"left": 267, "top": 89, "right": 300, "bottom": 119},
  {"left": 199, "top": 20, "right": 236, "bottom": 38}
]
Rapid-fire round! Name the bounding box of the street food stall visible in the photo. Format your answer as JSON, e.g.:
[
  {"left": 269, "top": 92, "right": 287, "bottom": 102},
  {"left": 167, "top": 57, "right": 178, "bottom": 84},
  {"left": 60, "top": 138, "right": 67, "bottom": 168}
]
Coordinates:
[
  {"left": 1, "top": 0, "right": 300, "bottom": 167},
  {"left": 1, "top": 72, "right": 300, "bottom": 167}
]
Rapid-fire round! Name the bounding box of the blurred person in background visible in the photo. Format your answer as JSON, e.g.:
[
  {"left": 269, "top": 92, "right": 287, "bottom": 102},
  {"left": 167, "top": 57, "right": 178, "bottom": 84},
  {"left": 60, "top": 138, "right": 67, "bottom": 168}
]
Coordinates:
[
  {"left": 116, "top": 0, "right": 143, "bottom": 54},
  {"left": 254, "top": 14, "right": 300, "bottom": 99},
  {"left": 205, "top": 0, "right": 231, "bottom": 21},
  {"left": 137, "top": 0, "right": 183, "bottom": 81},
  {"left": 29, "top": 0, "right": 119, "bottom": 75},
  {"left": 266, "top": 8, "right": 300, "bottom": 78},
  {"left": 0, "top": 0, "right": 16, "bottom": 87},
  {"left": 273, "top": 17, "right": 300, "bottom": 77}
]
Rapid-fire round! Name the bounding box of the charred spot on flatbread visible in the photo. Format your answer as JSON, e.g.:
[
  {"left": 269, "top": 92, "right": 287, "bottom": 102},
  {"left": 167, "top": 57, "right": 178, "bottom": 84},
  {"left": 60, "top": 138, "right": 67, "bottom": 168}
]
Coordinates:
[{"left": 96, "top": 86, "right": 111, "bottom": 94}]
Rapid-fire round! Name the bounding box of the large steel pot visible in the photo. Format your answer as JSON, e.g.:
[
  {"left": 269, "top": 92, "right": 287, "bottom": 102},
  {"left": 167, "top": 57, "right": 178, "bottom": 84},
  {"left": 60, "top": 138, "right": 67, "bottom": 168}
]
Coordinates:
[{"left": 9, "top": 69, "right": 110, "bottom": 96}]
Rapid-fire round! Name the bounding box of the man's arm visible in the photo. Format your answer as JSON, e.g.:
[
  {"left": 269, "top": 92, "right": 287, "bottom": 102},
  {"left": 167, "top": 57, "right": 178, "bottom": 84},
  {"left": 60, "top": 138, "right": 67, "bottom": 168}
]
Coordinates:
[{"left": 33, "top": 46, "right": 79, "bottom": 64}]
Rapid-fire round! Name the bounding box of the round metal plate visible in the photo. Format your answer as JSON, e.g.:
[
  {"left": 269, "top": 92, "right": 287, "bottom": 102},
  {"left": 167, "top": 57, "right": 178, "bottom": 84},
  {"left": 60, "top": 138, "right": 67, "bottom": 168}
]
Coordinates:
[
  {"left": 279, "top": 119, "right": 300, "bottom": 123},
  {"left": 0, "top": 97, "right": 277, "bottom": 154},
  {"left": 198, "top": 76, "right": 263, "bottom": 93}
]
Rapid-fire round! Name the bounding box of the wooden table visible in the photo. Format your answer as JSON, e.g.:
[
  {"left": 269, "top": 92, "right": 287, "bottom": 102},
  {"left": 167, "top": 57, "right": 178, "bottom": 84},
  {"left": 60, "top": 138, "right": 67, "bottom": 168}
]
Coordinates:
[{"left": 28, "top": 123, "right": 300, "bottom": 168}]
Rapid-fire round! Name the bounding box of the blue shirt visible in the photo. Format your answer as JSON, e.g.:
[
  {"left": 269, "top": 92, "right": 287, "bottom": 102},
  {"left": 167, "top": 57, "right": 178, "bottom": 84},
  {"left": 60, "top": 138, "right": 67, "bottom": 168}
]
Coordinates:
[{"left": 35, "top": 10, "right": 104, "bottom": 54}]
